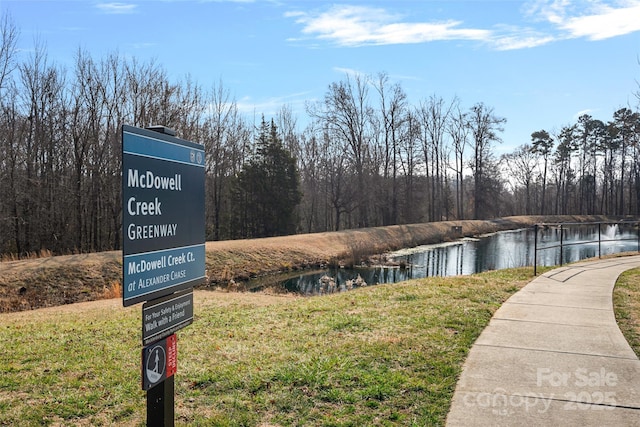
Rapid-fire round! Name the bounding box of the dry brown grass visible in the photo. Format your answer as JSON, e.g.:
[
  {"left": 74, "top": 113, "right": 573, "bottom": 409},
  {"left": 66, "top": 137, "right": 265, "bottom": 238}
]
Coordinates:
[
  {"left": 0, "top": 215, "right": 623, "bottom": 313},
  {"left": 100, "top": 280, "right": 122, "bottom": 299},
  {"left": 0, "top": 248, "right": 54, "bottom": 262}
]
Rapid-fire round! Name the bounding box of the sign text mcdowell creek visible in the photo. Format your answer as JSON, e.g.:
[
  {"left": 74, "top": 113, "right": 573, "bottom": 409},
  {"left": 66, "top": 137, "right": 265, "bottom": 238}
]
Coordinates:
[{"left": 122, "top": 125, "right": 205, "bottom": 307}]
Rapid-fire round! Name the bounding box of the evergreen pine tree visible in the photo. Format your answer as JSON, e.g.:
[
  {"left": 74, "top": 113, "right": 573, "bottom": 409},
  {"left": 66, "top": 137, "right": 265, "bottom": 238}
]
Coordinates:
[{"left": 234, "top": 117, "right": 302, "bottom": 237}]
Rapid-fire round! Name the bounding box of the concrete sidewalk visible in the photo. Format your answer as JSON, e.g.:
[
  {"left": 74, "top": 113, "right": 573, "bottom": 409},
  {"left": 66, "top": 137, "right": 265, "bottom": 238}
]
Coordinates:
[{"left": 446, "top": 256, "right": 640, "bottom": 426}]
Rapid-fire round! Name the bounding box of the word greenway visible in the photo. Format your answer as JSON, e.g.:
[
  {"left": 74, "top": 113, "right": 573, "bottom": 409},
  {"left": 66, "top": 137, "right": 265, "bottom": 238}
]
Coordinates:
[{"left": 127, "top": 223, "right": 177, "bottom": 241}]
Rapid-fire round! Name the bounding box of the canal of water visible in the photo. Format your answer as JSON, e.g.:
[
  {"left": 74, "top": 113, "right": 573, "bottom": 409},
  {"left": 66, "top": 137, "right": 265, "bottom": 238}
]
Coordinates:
[{"left": 244, "top": 224, "right": 639, "bottom": 296}]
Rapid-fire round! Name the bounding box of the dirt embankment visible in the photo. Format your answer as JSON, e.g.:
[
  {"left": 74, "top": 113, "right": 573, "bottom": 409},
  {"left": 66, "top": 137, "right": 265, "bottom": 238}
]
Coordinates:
[{"left": 0, "top": 215, "right": 626, "bottom": 312}]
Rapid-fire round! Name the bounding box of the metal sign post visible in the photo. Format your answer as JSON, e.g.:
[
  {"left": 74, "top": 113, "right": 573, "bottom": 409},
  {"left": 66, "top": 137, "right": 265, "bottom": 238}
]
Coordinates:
[
  {"left": 143, "top": 334, "right": 177, "bottom": 425},
  {"left": 122, "top": 125, "right": 205, "bottom": 426}
]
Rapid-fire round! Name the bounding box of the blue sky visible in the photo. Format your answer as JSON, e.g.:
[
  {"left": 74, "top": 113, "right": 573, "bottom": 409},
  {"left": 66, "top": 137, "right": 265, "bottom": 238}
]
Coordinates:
[{"left": 3, "top": 0, "right": 640, "bottom": 152}]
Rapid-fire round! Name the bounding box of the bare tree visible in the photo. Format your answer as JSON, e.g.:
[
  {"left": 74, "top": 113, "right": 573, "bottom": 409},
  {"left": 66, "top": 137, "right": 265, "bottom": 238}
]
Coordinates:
[
  {"left": 124, "top": 57, "right": 166, "bottom": 127},
  {"left": 447, "top": 99, "right": 469, "bottom": 219},
  {"left": 374, "top": 72, "right": 407, "bottom": 225},
  {"left": 398, "top": 111, "right": 422, "bottom": 223},
  {"left": 203, "top": 80, "right": 249, "bottom": 240},
  {"left": 501, "top": 144, "right": 538, "bottom": 215},
  {"left": 467, "top": 103, "right": 506, "bottom": 219},
  {"left": 276, "top": 104, "right": 300, "bottom": 156},
  {"left": 308, "top": 73, "right": 373, "bottom": 228},
  {"left": 18, "top": 38, "right": 70, "bottom": 252},
  {"left": 0, "top": 13, "right": 21, "bottom": 253},
  {"left": 0, "top": 83, "right": 26, "bottom": 253},
  {"left": 0, "top": 12, "right": 18, "bottom": 98},
  {"left": 418, "top": 95, "right": 454, "bottom": 221}
]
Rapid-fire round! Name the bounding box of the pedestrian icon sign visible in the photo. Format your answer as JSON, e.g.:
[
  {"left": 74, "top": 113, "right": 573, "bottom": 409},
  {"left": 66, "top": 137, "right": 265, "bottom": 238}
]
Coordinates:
[
  {"left": 146, "top": 344, "right": 165, "bottom": 384},
  {"left": 142, "top": 334, "right": 177, "bottom": 390}
]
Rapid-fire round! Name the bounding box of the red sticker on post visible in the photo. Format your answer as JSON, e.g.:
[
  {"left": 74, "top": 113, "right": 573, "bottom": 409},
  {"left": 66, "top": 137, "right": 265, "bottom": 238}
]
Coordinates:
[{"left": 166, "top": 334, "right": 177, "bottom": 378}]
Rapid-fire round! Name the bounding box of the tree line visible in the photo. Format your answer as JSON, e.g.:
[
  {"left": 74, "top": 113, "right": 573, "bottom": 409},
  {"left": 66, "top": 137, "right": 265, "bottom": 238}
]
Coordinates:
[{"left": 1, "top": 16, "right": 639, "bottom": 256}]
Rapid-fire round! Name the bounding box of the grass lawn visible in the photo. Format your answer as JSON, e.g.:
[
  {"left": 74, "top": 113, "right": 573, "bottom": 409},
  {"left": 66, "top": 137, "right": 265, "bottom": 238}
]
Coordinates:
[
  {"left": 613, "top": 268, "right": 640, "bottom": 358},
  {"left": 0, "top": 268, "right": 532, "bottom": 426},
  {"left": 2, "top": 260, "right": 638, "bottom": 426}
]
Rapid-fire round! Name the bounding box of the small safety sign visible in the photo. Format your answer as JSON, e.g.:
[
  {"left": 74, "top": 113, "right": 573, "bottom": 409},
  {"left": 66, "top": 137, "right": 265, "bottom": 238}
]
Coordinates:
[{"left": 142, "top": 334, "right": 177, "bottom": 391}]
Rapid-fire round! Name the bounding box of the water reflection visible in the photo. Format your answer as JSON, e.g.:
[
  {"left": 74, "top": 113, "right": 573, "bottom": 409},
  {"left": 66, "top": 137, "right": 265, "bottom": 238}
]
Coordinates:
[{"left": 248, "top": 224, "right": 638, "bottom": 296}]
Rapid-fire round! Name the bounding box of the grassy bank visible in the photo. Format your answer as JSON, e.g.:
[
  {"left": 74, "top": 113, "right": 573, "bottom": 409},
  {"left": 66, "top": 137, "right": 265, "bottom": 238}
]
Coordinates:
[
  {"left": 0, "top": 215, "right": 621, "bottom": 312},
  {"left": 614, "top": 268, "right": 640, "bottom": 357},
  {"left": 0, "top": 267, "right": 533, "bottom": 426}
]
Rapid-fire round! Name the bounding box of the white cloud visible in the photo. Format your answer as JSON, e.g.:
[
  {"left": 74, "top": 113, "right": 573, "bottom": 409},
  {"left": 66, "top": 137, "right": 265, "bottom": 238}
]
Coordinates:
[
  {"left": 96, "top": 2, "right": 138, "bottom": 15},
  {"left": 287, "top": 4, "right": 560, "bottom": 51},
  {"left": 492, "top": 35, "right": 556, "bottom": 50},
  {"left": 288, "top": 5, "right": 492, "bottom": 47},
  {"left": 562, "top": 2, "right": 640, "bottom": 39},
  {"left": 573, "top": 108, "right": 595, "bottom": 119},
  {"left": 288, "top": 2, "right": 640, "bottom": 51},
  {"left": 490, "top": 25, "right": 557, "bottom": 50},
  {"left": 525, "top": 0, "right": 572, "bottom": 24},
  {"left": 530, "top": 0, "right": 640, "bottom": 40}
]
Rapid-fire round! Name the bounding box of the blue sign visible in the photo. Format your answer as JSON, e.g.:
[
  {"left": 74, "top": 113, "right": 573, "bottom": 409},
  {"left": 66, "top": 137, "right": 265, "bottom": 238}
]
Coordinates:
[{"left": 122, "top": 125, "right": 205, "bottom": 307}]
